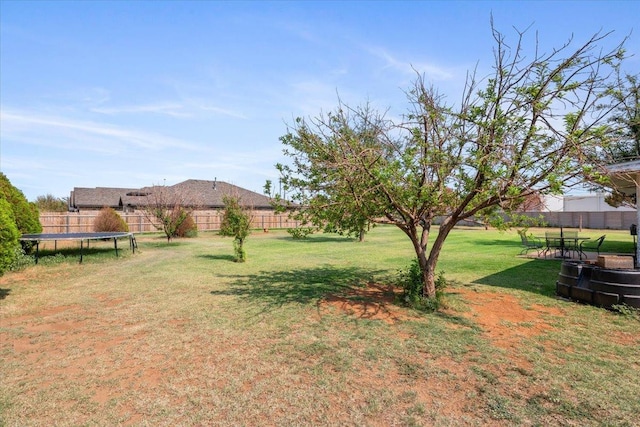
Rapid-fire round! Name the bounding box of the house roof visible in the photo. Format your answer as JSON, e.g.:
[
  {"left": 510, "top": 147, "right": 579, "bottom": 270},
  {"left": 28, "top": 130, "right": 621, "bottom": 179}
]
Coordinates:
[
  {"left": 71, "top": 187, "right": 140, "bottom": 209},
  {"left": 70, "top": 180, "right": 273, "bottom": 210}
]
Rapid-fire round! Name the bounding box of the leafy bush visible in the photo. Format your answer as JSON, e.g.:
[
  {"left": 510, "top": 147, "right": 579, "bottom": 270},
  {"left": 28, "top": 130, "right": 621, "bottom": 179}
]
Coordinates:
[
  {"left": 38, "top": 253, "right": 67, "bottom": 266},
  {"left": 175, "top": 212, "right": 198, "bottom": 238},
  {"left": 398, "top": 259, "right": 447, "bottom": 311},
  {"left": 0, "top": 173, "right": 42, "bottom": 235},
  {"left": 0, "top": 197, "right": 20, "bottom": 275},
  {"left": 8, "top": 246, "right": 34, "bottom": 271},
  {"left": 93, "top": 207, "right": 129, "bottom": 232}
]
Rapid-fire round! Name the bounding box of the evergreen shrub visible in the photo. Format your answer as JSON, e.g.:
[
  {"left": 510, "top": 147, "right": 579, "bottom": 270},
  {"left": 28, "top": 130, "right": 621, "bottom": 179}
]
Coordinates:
[
  {"left": 0, "top": 173, "right": 42, "bottom": 235},
  {"left": 0, "top": 197, "right": 20, "bottom": 275}
]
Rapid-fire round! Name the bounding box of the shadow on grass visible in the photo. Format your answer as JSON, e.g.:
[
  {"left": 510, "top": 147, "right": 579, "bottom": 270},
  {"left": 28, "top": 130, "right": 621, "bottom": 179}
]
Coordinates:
[
  {"left": 35, "top": 246, "right": 134, "bottom": 264},
  {"left": 139, "top": 241, "right": 191, "bottom": 249},
  {"left": 435, "top": 309, "right": 483, "bottom": 330},
  {"left": 273, "top": 235, "right": 357, "bottom": 244},
  {"left": 199, "top": 254, "right": 237, "bottom": 262},
  {"left": 472, "top": 239, "right": 523, "bottom": 249},
  {"left": 0, "top": 288, "right": 10, "bottom": 300},
  {"left": 472, "top": 258, "right": 561, "bottom": 296},
  {"left": 211, "top": 266, "right": 389, "bottom": 308},
  {"left": 38, "top": 247, "right": 119, "bottom": 257}
]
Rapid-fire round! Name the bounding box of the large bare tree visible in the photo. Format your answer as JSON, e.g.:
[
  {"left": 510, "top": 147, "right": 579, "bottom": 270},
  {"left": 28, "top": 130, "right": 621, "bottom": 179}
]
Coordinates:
[{"left": 277, "top": 25, "right": 628, "bottom": 299}]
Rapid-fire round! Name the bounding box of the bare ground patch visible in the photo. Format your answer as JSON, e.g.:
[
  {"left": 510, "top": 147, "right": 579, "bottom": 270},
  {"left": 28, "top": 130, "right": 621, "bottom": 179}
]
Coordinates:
[
  {"left": 315, "top": 283, "right": 572, "bottom": 422},
  {"left": 449, "top": 287, "right": 564, "bottom": 350},
  {"left": 317, "top": 283, "right": 564, "bottom": 346},
  {"left": 2, "top": 281, "right": 632, "bottom": 426}
]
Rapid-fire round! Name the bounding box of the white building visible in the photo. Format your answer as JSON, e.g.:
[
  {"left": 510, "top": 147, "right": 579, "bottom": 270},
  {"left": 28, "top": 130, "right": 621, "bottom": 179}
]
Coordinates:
[
  {"left": 562, "top": 193, "right": 635, "bottom": 212},
  {"left": 537, "top": 192, "right": 634, "bottom": 212},
  {"left": 540, "top": 195, "right": 564, "bottom": 212}
]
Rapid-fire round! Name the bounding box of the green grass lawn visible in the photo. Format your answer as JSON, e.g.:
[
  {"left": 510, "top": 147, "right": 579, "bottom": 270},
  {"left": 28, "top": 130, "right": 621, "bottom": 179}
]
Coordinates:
[{"left": 1, "top": 226, "right": 638, "bottom": 426}]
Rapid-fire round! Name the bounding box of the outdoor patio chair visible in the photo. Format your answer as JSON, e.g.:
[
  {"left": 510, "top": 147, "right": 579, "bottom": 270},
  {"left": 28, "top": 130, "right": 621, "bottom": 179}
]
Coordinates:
[
  {"left": 579, "top": 235, "right": 606, "bottom": 258},
  {"left": 544, "top": 232, "right": 563, "bottom": 258},
  {"left": 518, "top": 230, "right": 543, "bottom": 256}
]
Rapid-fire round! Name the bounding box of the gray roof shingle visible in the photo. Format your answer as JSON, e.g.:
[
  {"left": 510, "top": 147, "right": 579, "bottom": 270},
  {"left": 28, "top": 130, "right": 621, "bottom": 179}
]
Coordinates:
[{"left": 71, "top": 180, "right": 273, "bottom": 210}]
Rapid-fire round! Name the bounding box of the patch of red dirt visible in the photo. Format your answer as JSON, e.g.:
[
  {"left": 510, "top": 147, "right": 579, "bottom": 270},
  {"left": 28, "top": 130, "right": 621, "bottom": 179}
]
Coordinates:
[
  {"left": 320, "top": 283, "right": 565, "bottom": 375},
  {"left": 610, "top": 330, "right": 640, "bottom": 345},
  {"left": 0, "top": 298, "right": 172, "bottom": 423},
  {"left": 318, "top": 283, "right": 564, "bottom": 346},
  {"left": 450, "top": 287, "right": 564, "bottom": 350}
]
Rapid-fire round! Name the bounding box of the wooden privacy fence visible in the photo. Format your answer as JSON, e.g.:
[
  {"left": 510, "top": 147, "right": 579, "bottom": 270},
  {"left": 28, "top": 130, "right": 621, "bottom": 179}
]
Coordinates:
[
  {"left": 39, "top": 210, "right": 639, "bottom": 234},
  {"left": 39, "top": 211, "right": 301, "bottom": 234}
]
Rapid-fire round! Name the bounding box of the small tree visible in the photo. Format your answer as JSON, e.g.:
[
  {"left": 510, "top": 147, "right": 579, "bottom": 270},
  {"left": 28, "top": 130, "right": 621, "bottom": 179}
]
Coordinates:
[
  {"left": 140, "top": 185, "right": 195, "bottom": 242},
  {"left": 35, "top": 194, "right": 68, "bottom": 212},
  {"left": 93, "top": 207, "right": 129, "bottom": 232},
  {"left": 219, "top": 195, "right": 252, "bottom": 262}
]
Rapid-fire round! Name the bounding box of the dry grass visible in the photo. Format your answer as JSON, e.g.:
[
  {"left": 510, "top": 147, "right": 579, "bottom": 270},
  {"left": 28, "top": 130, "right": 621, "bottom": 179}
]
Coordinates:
[{"left": 1, "top": 227, "right": 639, "bottom": 426}]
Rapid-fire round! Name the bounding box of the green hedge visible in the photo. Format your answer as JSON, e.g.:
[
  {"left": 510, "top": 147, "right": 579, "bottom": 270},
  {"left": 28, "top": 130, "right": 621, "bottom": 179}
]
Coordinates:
[
  {"left": 0, "top": 197, "right": 20, "bottom": 275},
  {"left": 0, "top": 173, "right": 42, "bottom": 235}
]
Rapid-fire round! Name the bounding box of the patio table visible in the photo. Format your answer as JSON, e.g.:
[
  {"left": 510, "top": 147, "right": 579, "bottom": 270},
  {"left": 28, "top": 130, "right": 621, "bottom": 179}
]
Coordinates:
[{"left": 539, "top": 234, "right": 590, "bottom": 259}]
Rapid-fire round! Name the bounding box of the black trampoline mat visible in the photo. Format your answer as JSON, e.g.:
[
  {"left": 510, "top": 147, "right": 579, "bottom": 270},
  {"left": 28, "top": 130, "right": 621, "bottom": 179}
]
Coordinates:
[{"left": 20, "top": 232, "right": 133, "bottom": 241}]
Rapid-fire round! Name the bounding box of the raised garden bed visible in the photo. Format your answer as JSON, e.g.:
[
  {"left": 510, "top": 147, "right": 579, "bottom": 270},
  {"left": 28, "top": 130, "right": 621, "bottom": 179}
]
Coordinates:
[{"left": 556, "top": 259, "right": 640, "bottom": 309}]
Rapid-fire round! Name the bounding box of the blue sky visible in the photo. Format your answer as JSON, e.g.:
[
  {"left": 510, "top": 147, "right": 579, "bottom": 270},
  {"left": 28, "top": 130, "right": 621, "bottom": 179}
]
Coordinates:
[{"left": 1, "top": 1, "right": 638, "bottom": 201}]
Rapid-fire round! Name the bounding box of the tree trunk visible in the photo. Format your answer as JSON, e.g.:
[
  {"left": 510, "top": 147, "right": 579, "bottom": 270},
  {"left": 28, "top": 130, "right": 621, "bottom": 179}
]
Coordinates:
[
  {"left": 417, "top": 249, "right": 436, "bottom": 298},
  {"left": 419, "top": 219, "right": 455, "bottom": 299},
  {"left": 406, "top": 225, "right": 437, "bottom": 299}
]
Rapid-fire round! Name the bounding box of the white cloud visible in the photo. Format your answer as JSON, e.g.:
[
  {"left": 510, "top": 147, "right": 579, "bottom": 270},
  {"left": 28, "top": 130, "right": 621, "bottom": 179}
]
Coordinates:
[
  {"left": 0, "top": 109, "right": 198, "bottom": 151},
  {"left": 91, "top": 102, "right": 190, "bottom": 118},
  {"left": 89, "top": 95, "right": 248, "bottom": 120},
  {"left": 80, "top": 87, "right": 111, "bottom": 106},
  {"left": 275, "top": 20, "right": 325, "bottom": 46},
  {"left": 365, "top": 45, "right": 454, "bottom": 81},
  {"left": 284, "top": 79, "right": 348, "bottom": 116},
  {"left": 196, "top": 104, "right": 248, "bottom": 120}
]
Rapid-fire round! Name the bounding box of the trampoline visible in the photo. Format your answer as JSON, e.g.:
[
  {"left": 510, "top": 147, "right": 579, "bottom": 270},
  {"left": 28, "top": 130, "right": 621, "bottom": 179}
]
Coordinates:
[{"left": 19, "top": 232, "right": 137, "bottom": 264}]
